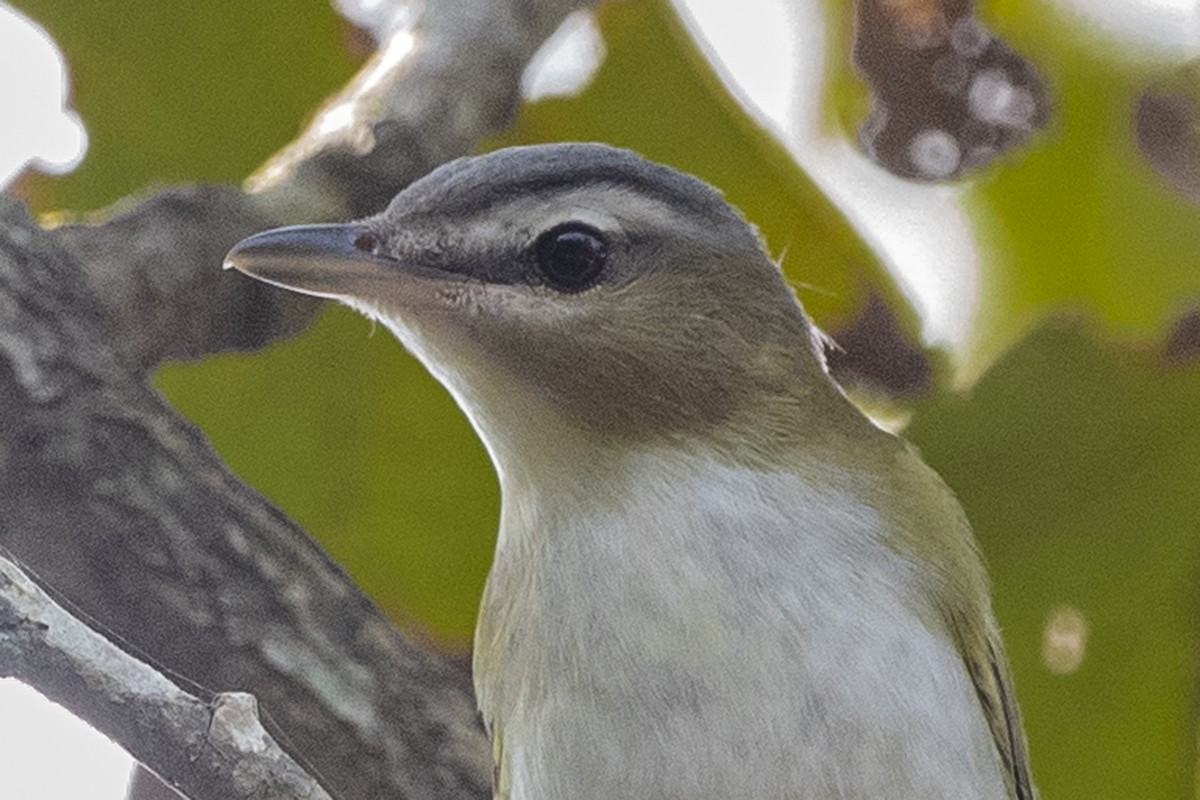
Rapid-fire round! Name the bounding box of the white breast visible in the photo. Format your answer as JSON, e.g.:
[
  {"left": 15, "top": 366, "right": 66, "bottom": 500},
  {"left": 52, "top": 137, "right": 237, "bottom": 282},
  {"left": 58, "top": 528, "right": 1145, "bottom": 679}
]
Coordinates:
[{"left": 475, "top": 450, "right": 1008, "bottom": 800}]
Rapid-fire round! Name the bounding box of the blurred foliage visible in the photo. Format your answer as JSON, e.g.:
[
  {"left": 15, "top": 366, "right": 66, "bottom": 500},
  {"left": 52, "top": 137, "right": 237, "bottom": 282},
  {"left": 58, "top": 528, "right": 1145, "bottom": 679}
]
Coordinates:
[
  {"left": 824, "top": 0, "right": 1200, "bottom": 376},
  {"left": 909, "top": 323, "right": 1200, "bottom": 800},
  {"left": 13, "top": 0, "right": 362, "bottom": 210},
  {"left": 9, "top": 0, "right": 1200, "bottom": 797},
  {"left": 1134, "top": 61, "right": 1200, "bottom": 206},
  {"left": 969, "top": 1, "right": 1200, "bottom": 373}
]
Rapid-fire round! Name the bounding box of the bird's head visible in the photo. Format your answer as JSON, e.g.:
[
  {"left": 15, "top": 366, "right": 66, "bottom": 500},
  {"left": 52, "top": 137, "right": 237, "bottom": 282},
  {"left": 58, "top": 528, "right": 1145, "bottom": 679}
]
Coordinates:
[{"left": 226, "top": 144, "right": 851, "bottom": 477}]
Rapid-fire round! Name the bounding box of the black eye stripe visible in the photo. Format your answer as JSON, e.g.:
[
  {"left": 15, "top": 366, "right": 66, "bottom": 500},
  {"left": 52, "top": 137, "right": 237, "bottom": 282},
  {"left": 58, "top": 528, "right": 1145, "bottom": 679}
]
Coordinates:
[{"left": 533, "top": 223, "right": 608, "bottom": 292}]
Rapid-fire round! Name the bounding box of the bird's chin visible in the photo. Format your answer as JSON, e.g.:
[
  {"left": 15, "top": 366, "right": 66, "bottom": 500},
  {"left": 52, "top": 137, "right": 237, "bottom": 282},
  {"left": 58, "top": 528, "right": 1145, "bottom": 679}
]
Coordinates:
[
  {"left": 342, "top": 294, "right": 463, "bottom": 366},
  {"left": 334, "top": 278, "right": 479, "bottom": 328}
]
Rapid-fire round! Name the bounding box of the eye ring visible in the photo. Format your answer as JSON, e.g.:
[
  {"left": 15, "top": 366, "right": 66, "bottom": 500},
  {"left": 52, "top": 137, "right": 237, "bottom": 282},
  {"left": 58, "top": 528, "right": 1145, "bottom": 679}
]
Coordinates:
[{"left": 533, "top": 223, "right": 608, "bottom": 292}]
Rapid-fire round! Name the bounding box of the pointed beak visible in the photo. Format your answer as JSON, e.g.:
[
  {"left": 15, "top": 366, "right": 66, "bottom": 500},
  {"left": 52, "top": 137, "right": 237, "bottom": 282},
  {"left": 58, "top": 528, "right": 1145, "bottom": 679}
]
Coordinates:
[{"left": 224, "top": 223, "right": 400, "bottom": 300}]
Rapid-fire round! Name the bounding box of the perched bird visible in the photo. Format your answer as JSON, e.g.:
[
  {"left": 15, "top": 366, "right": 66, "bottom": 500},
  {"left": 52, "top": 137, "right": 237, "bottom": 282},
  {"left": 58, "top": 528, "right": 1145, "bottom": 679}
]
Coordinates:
[{"left": 225, "top": 143, "right": 1034, "bottom": 800}]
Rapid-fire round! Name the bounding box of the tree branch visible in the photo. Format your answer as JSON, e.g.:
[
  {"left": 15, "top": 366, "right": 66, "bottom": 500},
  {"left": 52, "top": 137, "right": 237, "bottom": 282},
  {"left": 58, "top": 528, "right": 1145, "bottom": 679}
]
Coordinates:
[
  {"left": 0, "top": 548, "right": 333, "bottom": 800},
  {"left": 0, "top": 196, "right": 491, "bottom": 798},
  {"left": 252, "top": 0, "right": 599, "bottom": 220}
]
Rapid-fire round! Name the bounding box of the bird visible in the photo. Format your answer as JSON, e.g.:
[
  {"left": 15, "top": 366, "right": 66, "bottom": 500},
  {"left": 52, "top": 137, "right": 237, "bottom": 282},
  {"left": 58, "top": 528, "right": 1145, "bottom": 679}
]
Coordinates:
[{"left": 225, "top": 142, "right": 1035, "bottom": 800}]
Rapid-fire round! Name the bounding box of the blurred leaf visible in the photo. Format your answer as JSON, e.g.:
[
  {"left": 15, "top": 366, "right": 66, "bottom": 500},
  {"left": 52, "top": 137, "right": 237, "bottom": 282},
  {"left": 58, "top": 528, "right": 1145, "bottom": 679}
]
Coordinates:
[
  {"left": 824, "top": 1, "right": 1200, "bottom": 380},
  {"left": 908, "top": 321, "right": 1200, "bottom": 800},
  {"left": 850, "top": 0, "right": 1049, "bottom": 181},
  {"left": 820, "top": 0, "right": 870, "bottom": 138},
  {"left": 1133, "top": 60, "right": 1200, "bottom": 206},
  {"left": 966, "top": 1, "right": 1200, "bottom": 373},
  {"left": 11, "top": 0, "right": 362, "bottom": 212}
]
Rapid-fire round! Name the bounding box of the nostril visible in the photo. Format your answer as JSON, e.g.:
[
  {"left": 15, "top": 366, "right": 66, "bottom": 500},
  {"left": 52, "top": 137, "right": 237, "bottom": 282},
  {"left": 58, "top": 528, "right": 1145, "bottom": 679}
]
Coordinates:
[{"left": 353, "top": 231, "right": 381, "bottom": 255}]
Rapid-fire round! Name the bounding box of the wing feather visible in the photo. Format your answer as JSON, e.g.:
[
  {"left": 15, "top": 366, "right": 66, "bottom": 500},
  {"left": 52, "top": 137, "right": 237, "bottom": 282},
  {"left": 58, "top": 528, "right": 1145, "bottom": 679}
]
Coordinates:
[
  {"left": 948, "top": 613, "right": 1037, "bottom": 800},
  {"left": 489, "top": 722, "right": 509, "bottom": 800}
]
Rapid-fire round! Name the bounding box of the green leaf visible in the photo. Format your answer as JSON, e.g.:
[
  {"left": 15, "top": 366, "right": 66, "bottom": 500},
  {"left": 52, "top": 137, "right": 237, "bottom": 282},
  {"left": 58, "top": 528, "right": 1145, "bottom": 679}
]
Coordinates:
[
  {"left": 12, "top": 0, "right": 361, "bottom": 212},
  {"left": 968, "top": 1, "right": 1200, "bottom": 370},
  {"left": 908, "top": 322, "right": 1200, "bottom": 800},
  {"left": 822, "top": 0, "right": 1200, "bottom": 378}
]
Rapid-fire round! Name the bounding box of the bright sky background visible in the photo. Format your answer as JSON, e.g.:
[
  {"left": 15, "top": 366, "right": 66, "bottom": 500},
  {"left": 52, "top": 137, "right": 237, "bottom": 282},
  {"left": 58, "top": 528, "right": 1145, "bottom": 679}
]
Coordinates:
[
  {"left": 0, "top": 3, "right": 84, "bottom": 186},
  {"left": 0, "top": 0, "right": 1196, "bottom": 797},
  {"left": 0, "top": 679, "right": 131, "bottom": 799}
]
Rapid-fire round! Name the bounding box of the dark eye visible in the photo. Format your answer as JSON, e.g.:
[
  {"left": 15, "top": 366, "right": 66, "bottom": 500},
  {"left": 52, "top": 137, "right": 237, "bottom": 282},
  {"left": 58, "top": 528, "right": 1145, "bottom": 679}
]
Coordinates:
[{"left": 534, "top": 223, "right": 608, "bottom": 291}]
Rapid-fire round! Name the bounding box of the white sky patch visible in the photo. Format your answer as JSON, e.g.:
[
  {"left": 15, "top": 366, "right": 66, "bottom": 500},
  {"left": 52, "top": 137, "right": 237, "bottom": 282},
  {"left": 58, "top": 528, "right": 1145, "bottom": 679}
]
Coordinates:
[
  {"left": 0, "top": 7, "right": 120, "bottom": 796},
  {"left": 1054, "top": 0, "right": 1200, "bottom": 58},
  {"left": 0, "top": 3, "right": 87, "bottom": 189},
  {"left": 521, "top": 10, "right": 606, "bottom": 102},
  {"left": 669, "top": 0, "right": 797, "bottom": 120},
  {"left": 331, "top": 0, "right": 420, "bottom": 41},
  {"left": 0, "top": 679, "right": 132, "bottom": 799}
]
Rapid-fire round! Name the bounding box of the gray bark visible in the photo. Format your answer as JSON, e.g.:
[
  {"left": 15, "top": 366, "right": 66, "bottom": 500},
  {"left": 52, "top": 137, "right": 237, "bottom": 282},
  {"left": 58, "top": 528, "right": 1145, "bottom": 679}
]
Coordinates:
[{"left": 0, "top": 548, "right": 334, "bottom": 800}]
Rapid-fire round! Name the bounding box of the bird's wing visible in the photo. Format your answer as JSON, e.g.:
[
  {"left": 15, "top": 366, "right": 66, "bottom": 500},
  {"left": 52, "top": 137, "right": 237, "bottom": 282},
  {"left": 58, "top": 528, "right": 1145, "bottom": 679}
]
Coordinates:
[
  {"left": 489, "top": 721, "right": 509, "bottom": 800},
  {"left": 947, "top": 612, "right": 1037, "bottom": 800}
]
